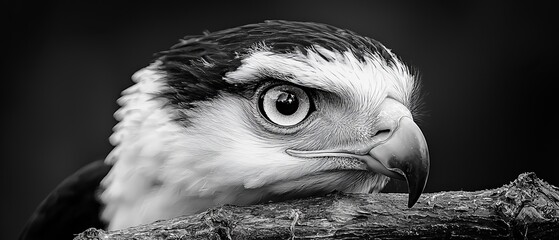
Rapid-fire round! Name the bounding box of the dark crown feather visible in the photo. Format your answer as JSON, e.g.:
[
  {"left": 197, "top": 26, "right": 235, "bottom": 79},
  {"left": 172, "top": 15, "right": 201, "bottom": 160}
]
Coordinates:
[{"left": 155, "top": 20, "right": 396, "bottom": 110}]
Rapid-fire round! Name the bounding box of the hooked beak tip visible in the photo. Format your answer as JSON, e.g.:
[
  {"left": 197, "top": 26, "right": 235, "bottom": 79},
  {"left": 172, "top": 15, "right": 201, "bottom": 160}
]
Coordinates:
[{"left": 369, "top": 117, "right": 430, "bottom": 208}]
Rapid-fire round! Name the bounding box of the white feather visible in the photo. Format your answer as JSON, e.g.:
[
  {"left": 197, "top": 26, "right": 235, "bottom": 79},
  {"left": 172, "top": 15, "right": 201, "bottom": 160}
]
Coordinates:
[{"left": 225, "top": 46, "right": 416, "bottom": 111}]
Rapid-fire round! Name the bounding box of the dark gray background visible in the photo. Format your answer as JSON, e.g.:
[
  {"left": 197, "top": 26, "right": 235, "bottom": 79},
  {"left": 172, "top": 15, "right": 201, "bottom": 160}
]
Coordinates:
[{"left": 4, "top": 1, "right": 557, "bottom": 239}]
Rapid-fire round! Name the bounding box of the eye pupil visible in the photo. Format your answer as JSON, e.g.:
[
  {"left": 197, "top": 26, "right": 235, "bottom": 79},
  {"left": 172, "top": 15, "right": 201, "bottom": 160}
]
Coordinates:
[{"left": 276, "top": 92, "right": 299, "bottom": 115}]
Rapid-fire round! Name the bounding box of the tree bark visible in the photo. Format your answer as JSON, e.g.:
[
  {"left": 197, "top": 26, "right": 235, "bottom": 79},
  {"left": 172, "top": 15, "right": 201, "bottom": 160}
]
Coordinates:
[{"left": 74, "top": 172, "right": 559, "bottom": 239}]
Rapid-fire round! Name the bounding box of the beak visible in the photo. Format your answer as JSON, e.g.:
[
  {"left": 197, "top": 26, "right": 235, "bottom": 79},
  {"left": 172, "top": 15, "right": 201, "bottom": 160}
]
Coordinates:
[
  {"left": 285, "top": 115, "right": 430, "bottom": 208},
  {"left": 366, "top": 116, "right": 430, "bottom": 207}
]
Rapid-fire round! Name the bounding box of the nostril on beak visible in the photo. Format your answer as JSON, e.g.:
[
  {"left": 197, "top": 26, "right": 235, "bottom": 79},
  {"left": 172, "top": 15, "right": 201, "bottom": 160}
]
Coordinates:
[{"left": 373, "top": 129, "right": 392, "bottom": 140}]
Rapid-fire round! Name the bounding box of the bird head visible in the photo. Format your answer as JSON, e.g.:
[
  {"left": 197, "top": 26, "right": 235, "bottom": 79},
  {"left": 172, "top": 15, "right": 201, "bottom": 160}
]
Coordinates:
[{"left": 100, "top": 20, "right": 429, "bottom": 229}]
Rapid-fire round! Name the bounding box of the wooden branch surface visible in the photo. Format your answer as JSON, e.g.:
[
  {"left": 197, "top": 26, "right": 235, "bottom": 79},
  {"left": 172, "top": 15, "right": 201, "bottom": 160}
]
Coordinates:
[{"left": 75, "top": 172, "right": 559, "bottom": 239}]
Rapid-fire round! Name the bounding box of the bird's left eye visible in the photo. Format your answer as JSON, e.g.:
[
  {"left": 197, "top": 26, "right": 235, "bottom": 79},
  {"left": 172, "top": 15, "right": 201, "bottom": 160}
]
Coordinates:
[{"left": 259, "top": 85, "right": 312, "bottom": 126}]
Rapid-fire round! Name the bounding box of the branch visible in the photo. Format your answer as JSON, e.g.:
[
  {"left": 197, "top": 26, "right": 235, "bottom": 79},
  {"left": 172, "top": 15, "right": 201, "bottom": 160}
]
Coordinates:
[{"left": 75, "top": 172, "right": 559, "bottom": 239}]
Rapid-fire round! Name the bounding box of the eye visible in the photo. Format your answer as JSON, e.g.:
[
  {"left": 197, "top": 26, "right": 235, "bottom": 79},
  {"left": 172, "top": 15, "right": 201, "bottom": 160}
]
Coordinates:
[{"left": 259, "top": 85, "right": 313, "bottom": 126}]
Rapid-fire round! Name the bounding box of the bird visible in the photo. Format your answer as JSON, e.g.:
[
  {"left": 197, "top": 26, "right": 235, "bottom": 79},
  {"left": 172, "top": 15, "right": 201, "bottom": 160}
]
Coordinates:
[{"left": 20, "top": 20, "right": 430, "bottom": 239}]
